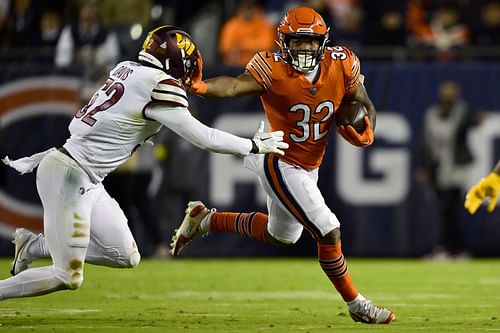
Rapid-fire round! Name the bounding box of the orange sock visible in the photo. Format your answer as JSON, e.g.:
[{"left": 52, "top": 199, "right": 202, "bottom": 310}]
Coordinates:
[
  {"left": 318, "top": 242, "right": 358, "bottom": 302},
  {"left": 209, "top": 212, "right": 269, "bottom": 243}
]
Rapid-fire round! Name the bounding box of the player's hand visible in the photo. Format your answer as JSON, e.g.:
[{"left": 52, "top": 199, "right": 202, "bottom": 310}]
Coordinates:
[
  {"left": 464, "top": 172, "right": 500, "bottom": 214},
  {"left": 251, "top": 121, "right": 289, "bottom": 156},
  {"left": 191, "top": 50, "right": 203, "bottom": 83},
  {"left": 188, "top": 50, "right": 208, "bottom": 95},
  {"left": 188, "top": 80, "right": 208, "bottom": 95},
  {"left": 337, "top": 116, "right": 374, "bottom": 147}
]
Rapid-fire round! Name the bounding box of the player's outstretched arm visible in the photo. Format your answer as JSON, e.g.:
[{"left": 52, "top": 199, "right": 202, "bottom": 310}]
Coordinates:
[
  {"left": 464, "top": 160, "right": 500, "bottom": 214},
  {"left": 189, "top": 72, "right": 262, "bottom": 98},
  {"left": 146, "top": 105, "right": 287, "bottom": 156}
]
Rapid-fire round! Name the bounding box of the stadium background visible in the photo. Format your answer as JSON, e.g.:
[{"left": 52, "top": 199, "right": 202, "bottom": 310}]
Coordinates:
[{"left": 0, "top": 0, "right": 499, "bottom": 258}]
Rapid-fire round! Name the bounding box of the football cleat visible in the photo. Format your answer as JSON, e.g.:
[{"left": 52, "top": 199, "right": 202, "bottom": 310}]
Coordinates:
[
  {"left": 348, "top": 297, "right": 395, "bottom": 324},
  {"left": 170, "top": 201, "right": 211, "bottom": 256},
  {"left": 10, "top": 228, "right": 39, "bottom": 276}
]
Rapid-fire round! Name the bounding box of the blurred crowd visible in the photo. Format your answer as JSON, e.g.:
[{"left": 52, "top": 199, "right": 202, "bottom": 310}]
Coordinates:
[{"left": 1, "top": 0, "right": 500, "bottom": 70}]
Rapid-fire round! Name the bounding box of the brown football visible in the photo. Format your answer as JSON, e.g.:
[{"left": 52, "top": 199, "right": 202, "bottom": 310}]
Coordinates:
[{"left": 335, "top": 101, "right": 368, "bottom": 133}]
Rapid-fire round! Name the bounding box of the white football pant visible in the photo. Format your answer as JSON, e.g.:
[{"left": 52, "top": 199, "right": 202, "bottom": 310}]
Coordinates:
[
  {"left": 0, "top": 150, "right": 140, "bottom": 299},
  {"left": 243, "top": 154, "right": 341, "bottom": 243}
]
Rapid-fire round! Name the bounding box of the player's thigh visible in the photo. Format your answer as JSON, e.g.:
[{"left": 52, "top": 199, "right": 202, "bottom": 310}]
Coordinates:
[
  {"left": 244, "top": 155, "right": 303, "bottom": 243},
  {"left": 266, "top": 196, "right": 303, "bottom": 244},
  {"left": 258, "top": 155, "right": 339, "bottom": 240},
  {"left": 90, "top": 185, "right": 137, "bottom": 254},
  {"left": 37, "top": 151, "right": 95, "bottom": 268}
]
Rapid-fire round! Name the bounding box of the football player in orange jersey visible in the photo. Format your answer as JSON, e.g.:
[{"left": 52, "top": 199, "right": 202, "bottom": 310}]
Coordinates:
[{"left": 170, "top": 7, "right": 395, "bottom": 324}]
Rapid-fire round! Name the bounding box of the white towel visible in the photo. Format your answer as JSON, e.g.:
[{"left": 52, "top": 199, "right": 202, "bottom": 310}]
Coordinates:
[{"left": 2, "top": 147, "right": 57, "bottom": 174}]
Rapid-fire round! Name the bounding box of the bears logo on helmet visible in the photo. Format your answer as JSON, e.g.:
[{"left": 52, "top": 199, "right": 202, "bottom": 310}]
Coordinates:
[
  {"left": 138, "top": 25, "right": 200, "bottom": 86},
  {"left": 277, "top": 7, "right": 330, "bottom": 73}
]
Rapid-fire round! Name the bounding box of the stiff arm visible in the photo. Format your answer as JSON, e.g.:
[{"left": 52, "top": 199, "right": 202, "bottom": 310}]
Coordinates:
[{"left": 203, "top": 72, "right": 262, "bottom": 98}]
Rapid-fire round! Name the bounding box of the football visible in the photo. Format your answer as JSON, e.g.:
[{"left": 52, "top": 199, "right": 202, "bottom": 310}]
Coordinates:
[{"left": 335, "top": 101, "right": 368, "bottom": 133}]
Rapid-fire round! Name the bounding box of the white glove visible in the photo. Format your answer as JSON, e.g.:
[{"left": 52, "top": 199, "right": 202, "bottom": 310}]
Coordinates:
[{"left": 250, "top": 121, "right": 289, "bottom": 156}]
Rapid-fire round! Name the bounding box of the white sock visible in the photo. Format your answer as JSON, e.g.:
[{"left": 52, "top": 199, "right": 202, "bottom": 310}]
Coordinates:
[
  {"left": 199, "top": 210, "right": 214, "bottom": 233},
  {"left": 347, "top": 294, "right": 365, "bottom": 310}
]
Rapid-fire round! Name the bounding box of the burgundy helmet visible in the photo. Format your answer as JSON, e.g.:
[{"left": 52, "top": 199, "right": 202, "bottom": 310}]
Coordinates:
[{"left": 138, "top": 25, "right": 200, "bottom": 85}]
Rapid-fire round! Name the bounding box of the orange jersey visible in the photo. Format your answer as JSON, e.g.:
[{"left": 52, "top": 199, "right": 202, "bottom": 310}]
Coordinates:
[{"left": 246, "top": 47, "right": 361, "bottom": 170}]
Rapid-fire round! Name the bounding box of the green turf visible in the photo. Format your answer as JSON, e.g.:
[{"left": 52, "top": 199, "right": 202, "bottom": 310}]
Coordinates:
[{"left": 0, "top": 258, "right": 499, "bottom": 332}]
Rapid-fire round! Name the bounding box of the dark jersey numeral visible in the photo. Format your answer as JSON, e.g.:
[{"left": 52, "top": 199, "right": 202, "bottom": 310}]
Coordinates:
[{"left": 75, "top": 78, "right": 125, "bottom": 126}]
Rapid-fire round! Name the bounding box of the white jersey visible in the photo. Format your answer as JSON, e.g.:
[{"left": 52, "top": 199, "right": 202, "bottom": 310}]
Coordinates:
[
  {"left": 64, "top": 61, "right": 189, "bottom": 183},
  {"left": 63, "top": 61, "right": 255, "bottom": 183}
]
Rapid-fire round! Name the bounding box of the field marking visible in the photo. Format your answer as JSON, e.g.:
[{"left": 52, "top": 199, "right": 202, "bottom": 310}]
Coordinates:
[
  {"left": 167, "top": 290, "right": 335, "bottom": 300},
  {"left": 479, "top": 277, "right": 500, "bottom": 285},
  {"left": 177, "top": 313, "right": 233, "bottom": 317},
  {"left": 0, "top": 308, "right": 102, "bottom": 316},
  {"left": 391, "top": 303, "right": 495, "bottom": 308},
  {"left": 406, "top": 293, "right": 458, "bottom": 300}
]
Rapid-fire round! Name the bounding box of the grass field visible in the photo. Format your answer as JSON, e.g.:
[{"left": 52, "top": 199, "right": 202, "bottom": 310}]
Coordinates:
[{"left": 0, "top": 258, "right": 499, "bottom": 332}]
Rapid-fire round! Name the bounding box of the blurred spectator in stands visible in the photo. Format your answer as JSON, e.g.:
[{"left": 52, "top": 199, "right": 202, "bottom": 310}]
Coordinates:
[
  {"left": 407, "top": 0, "right": 470, "bottom": 60},
  {"left": 97, "top": 0, "right": 153, "bottom": 61},
  {"left": 473, "top": 1, "right": 500, "bottom": 46},
  {"left": 0, "top": 0, "right": 9, "bottom": 49},
  {"left": 361, "top": 0, "right": 407, "bottom": 46},
  {"left": 415, "top": 81, "right": 481, "bottom": 261},
  {"left": 218, "top": 0, "right": 276, "bottom": 67},
  {"left": 166, "top": 0, "right": 208, "bottom": 28},
  {"left": 305, "top": 0, "right": 335, "bottom": 46},
  {"left": 92, "top": 0, "right": 151, "bottom": 28},
  {"left": 2, "top": 0, "right": 38, "bottom": 49},
  {"left": 30, "top": 8, "right": 63, "bottom": 64},
  {"left": 264, "top": 0, "right": 306, "bottom": 25},
  {"left": 325, "top": 0, "right": 362, "bottom": 47},
  {"left": 55, "top": 2, "right": 119, "bottom": 79}
]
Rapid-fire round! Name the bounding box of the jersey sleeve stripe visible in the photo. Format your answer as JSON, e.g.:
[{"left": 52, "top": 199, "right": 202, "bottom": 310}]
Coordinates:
[
  {"left": 256, "top": 52, "right": 272, "bottom": 72},
  {"left": 247, "top": 63, "right": 270, "bottom": 93},
  {"left": 351, "top": 55, "right": 360, "bottom": 75},
  {"left": 253, "top": 56, "right": 272, "bottom": 87},
  {"left": 349, "top": 64, "right": 360, "bottom": 84},
  {"left": 152, "top": 79, "right": 188, "bottom": 107},
  {"left": 151, "top": 89, "right": 188, "bottom": 107},
  {"left": 347, "top": 56, "right": 361, "bottom": 90},
  {"left": 156, "top": 82, "right": 186, "bottom": 96}
]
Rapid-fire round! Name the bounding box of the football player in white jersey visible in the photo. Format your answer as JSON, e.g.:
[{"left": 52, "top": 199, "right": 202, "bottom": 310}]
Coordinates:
[{"left": 0, "top": 25, "right": 288, "bottom": 300}]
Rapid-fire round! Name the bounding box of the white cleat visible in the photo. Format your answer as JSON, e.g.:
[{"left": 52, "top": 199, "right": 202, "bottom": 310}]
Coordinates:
[
  {"left": 348, "top": 297, "right": 395, "bottom": 324},
  {"left": 170, "top": 201, "right": 211, "bottom": 256},
  {"left": 10, "top": 228, "right": 38, "bottom": 276}
]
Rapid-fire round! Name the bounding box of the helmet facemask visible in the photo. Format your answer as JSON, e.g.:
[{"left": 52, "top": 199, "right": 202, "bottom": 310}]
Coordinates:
[
  {"left": 277, "top": 7, "right": 330, "bottom": 73},
  {"left": 280, "top": 32, "right": 328, "bottom": 73}
]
